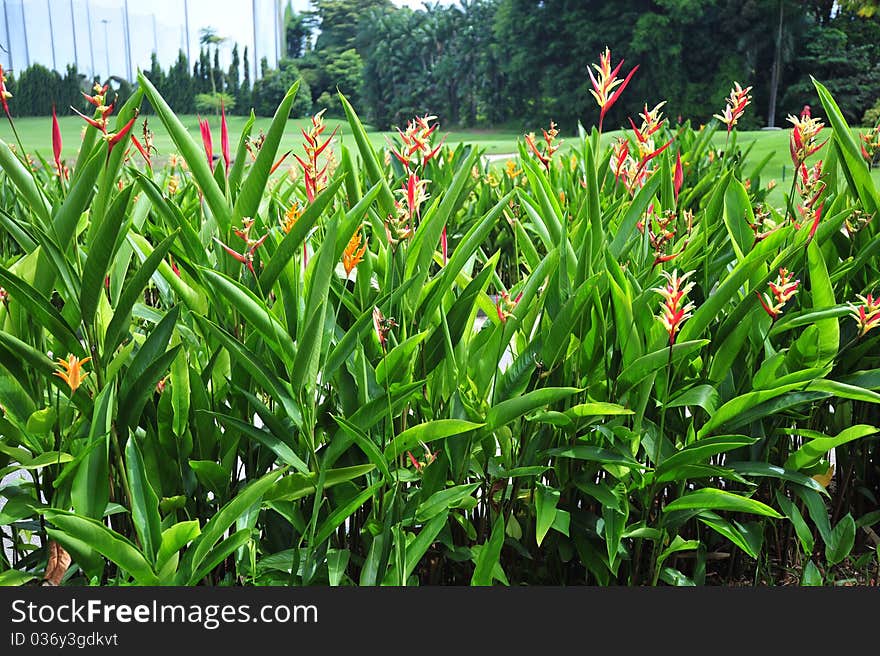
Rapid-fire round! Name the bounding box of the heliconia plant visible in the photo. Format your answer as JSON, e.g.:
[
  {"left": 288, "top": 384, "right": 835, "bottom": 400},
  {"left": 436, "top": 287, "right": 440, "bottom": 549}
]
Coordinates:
[{"left": 0, "top": 53, "right": 878, "bottom": 590}]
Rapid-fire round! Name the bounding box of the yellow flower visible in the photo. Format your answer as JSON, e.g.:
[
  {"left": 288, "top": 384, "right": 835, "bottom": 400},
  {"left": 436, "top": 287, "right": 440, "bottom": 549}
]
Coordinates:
[
  {"left": 54, "top": 355, "right": 91, "bottom": 393},
  {"left": 281, "top": 201, "right": 303, "bottom": 234},
  {"left": 504, "top": 160, "right": 522, "bottom": 179},
  {"left": 342, "top": 228, "right": 367, "bottom": 277}
]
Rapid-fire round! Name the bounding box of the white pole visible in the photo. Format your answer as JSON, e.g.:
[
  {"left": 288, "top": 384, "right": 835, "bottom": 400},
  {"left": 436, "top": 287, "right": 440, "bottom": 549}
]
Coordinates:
[
  {"left": 86, "top": 0, "right": 95, "bottom": 77},
  {"left": 101, "top": 18, "right": 109, "bottom": 78},
  {"left": 123, "top": 0, "right": 132, "bottom": 80},
  {"left": 2, "top": 1, "right": 12, "bottom": 71},
  {"left": 70, "top": 0, "right": 79, "bottom": 71},
  {"left": 47, "top": 0, "right": 57, "bottom": 70}
]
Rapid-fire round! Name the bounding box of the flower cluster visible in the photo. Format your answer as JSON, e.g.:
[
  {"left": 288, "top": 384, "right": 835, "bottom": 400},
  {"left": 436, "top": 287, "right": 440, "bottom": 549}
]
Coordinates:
[
  {"left": 295, "top": 109, "right": 337, "bottom": 202},
  {"left": 588, "top": 47, "right": 638, "bottom": 132},
  {"left": 653, "top": 269, "right": 696, "bottom": 345},
  {"left": 849, "top": 292, "right": 880, "bottom": 337},
  {"left": 280, "top": 200, "right": 303, "bottom": 234},
  {"left": 71, "top": 83, "right": 137, "bottom": 154},
  {"left": 389, "top": 114, "right": 443, "bottom": 170},
  {"left": 525, "top": 121, "right": 562, "bottom": 172},
  {"left": 713, "top": 82, "right": 753, "bottom": 134},
  {"left": 342, "top": 228, "right": 367, "bottom": 277},
  {"left": 614, "top": 103, "right": 673, "bottom": 194},
  {"left": 0, "top": 65, "right": 12, "bottom": 116},
  {"left": 749, "top": 204, "right": 782, "bottom": 243},
  {"left": 215, "top": 217, "right": 268, "bottom": 278},
  {"left": 54, "top": 355, "right": 90, "bottom": 394},
  {"left": 496, "top": 290, "right": 522, "bottom": 324},
  {"left": 788, "top": 105, "right": 827, "bottom": 172},
  {"left": 861, "top": 121, "right": 880, "bottom": 164},
  {"left": 794, "top": 160, "right": 826, "bottom": 241},
  {"left": 757, "top": 268, "right": 799, "bottom": 320}
]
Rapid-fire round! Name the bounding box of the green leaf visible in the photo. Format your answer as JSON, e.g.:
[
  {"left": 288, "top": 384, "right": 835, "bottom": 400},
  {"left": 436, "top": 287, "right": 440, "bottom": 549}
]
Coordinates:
[
  {"left": 416, "top": 484, "right": 480, "bottom": 523},
  {"left": 103, "top": 231, "right": 178, "bottom": 356},
  {"left": 137, "top": 72, "right": 231, "bottom": 230},
  {"left": 384, "top": 419, "right": 483, "bottom": 461},
  {"left": 0, "top": 569, "right": 37, "bottom": 586},
  {"left": 812, "top": 77, "right": 877, "bottom": 214},
  {"left": 698, "top": 511, "right": 761, "bottom": 559},
  {"left": 332, "top": 415, "right": 391, "bottom": 481},
  {"left": 655, "top": 435, "right": 757, "bottom": 482},
  {"left": 775, "top": 490, "right": 815, "bottom": 555},
  {"left": 535, "top": 484, "right": 560, "bottom": 547},
  {"left": 825, "top": 514, "right": 856, "bottom": 566},
  {"left": 486, "top": 387, "right": 580, "bottom": 431},
  {"left": 233, "top": 80, "right": 300, "bottom": 224},
  {"left": 383, "top": 511, "right": 448, "bottom": 585},
  {"left": 156, "top": 520, "right": 201, "bottom": 573},
  {"left": 71, "top": 385, "right": 114, "bottom": 520},
  {"left": 80, "top": 185, "right": 133, "bottom": 326},
  {"left": 801, "top": 560, "right": 824, "bottom": 586},
  {"left": 617, "top": 340, "right": 709, "bottom": 394},
  {"left": 44, "top": 510, "right": 158, "bottom": 585},
  {"left": 125, "top": 436, "right": 162, "bottom": 561},
  {"left": 0, "top": 266, "right": 83, "bottom": 357},
  {"left": 784, "top": 424, "right": 878, "bottom": 471},
  {"left": 314, "top": 482, "right": 380, "bottom": 545},
  {"left": 205, "top": 411, "right": 309, "bottom": 475},
  {"left": 259, "top": 177, "right": 344, "bottom": 292},
  {"left": 471, "top": 515, "right": 505, "bottom": 586},
  {"left": 178, "top": 468, "right": 284, "bottom": 584},
  {"left": 265, "top": 465, "right": 376, "bottom": 502},
  {"left": 663, "top": 488, "right": 782, "bottom": 518},
  {"left": 200, "top": 267, "right": 296, "bottom": 364}
]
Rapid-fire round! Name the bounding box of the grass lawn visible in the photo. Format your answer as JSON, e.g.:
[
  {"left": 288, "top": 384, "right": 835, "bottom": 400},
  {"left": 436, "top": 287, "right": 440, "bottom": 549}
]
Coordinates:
[{"left": 1, "top": 114, "right": 876, "bottom": 209}]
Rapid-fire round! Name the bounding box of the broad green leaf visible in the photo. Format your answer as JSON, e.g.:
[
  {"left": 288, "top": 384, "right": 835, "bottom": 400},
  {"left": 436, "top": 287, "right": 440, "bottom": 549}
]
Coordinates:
[
  {"left": 784, "top": 424, "right": 878, "bottom": 471},
  {"left": 471, "top": 515, "right": 505, "bottom": 586},
  {"left": 663, "top": 488, "right": 782, "bottom": 518},
  {"left": 44, "top": 510, "right": 158, "bottom": 585},
  {"left": 416, "top": 483, "right": 479, "bottom": 522},
  {"left": 384, "top": 419, "right": 483, "bottom": 461},
  {"left": 535, "top": 484, "right": 560, "bottom": 547},
  {"left": 125, "top": 436, "right": 162, "bottom": 561},
  {"left": 71, "top": 385, "right": 114, "bottom": 520},
  {"left": 486, "top": 387, "right": 580, "bottom": 431}
]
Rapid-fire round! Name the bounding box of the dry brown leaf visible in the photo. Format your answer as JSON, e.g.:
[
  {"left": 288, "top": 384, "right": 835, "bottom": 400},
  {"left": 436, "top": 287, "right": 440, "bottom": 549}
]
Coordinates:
[
  {"left": 42, "top": 540, "right": 71, "bottom": 586},
  {"left": 812, "top": 465, "right": 835, "bottom": 489}
]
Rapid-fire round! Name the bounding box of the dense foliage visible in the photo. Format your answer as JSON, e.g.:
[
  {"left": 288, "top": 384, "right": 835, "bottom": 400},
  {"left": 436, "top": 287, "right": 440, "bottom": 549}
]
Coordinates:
[{"left": 0, "top": 50, "right": 879, "bottom": 586}]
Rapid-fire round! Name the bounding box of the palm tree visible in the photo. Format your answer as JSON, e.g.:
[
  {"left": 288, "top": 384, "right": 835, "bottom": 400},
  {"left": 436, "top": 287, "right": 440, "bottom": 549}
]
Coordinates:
[{"left": 199, "top": 26, "right": 227, "bottom": 112}]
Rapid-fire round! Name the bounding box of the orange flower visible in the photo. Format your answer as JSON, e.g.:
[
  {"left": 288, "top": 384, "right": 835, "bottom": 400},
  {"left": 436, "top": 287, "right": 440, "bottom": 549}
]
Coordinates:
[
  {"left": 281, "top": 201, "right": 303, "bottom": 234},
  {"left": 54, "top": 355, "right": 91, "bottom": 393},
  {"left": 342, "top": 228, "right": 367, "bottom": 277}
]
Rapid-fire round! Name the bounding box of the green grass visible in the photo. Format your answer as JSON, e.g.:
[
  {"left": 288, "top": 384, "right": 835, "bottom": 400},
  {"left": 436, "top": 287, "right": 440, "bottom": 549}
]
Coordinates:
[{"left": 1, "top": 114, "right": 876, "bottom": 209}]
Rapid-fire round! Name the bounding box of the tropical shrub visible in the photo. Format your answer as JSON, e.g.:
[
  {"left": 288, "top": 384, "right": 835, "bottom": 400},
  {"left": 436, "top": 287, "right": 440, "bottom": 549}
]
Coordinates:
[{"left": 0, "top": 52, "right": 878, "bottom": 588}]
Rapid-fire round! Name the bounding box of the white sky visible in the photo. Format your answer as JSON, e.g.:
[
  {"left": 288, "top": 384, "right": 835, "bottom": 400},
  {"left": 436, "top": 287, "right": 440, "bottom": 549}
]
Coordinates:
[{"left": 1, "top": 0, "right": 453, "bottom": 81}]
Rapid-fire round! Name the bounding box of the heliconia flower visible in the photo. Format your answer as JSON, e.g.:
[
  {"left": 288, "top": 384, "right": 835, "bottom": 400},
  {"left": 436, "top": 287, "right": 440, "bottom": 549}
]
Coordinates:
[
  {"left": 504, "top": 159, "right": 522, "bottom": 179},
  {"left": 106, "top": 115, "right": 137, "bottom": 154},
  {"left": 270, "top": 150, "right": 292, "bottom": 175},
  {"left": 496, "top": 290, "right": 522, "bottom": 324},
  {"left": 372, "top": 307, "right": 397, "bottom": 352},
  {"left": 849, "top": 292, "right": 880, "bottom": 337},
  {"left": 53, "top": 354, "right": 91, "bottom": 393},
  {"left": 198, "top": 115, "right": 213, "bottom": 167},
  {"left": 757, "top": 268, "right": 799, "bottom": 320},
  {"left": 612, "top": 137, "right": 630, "bottom": 184},
  {"left": 653, "top": 269, "right": 696, "bottom": 345},
  {"left": 281, "top": 201, "right": 302, "bottom": 234},
  {"left": 673, "top": 151, "right": 683, "bottom": 202},
  {"left": 389, "top": 114, "right": 443, "bottom": 171},
  {"left": 713, "top": 82, "right": 753, "bottom": 134},
  {"left": 788, "top": 106, "right": 827, "bottom": 171},
  {"left": 0, "top": 286, "right": 8, "bottom": 306},
  {"left": 215, "top": 218, "right": 268, "bottom": 278},
  {"left": 342, "top": 227, "right": 367, "bottom": 277},
  {"left": 220, "top": 101, "right": 230, "bottom": 176},
  {"left": 130, "top": 134, "right": 151, "bottom": 167},
  {"left": 860, "top": 121, "right": 880, "bottom": 162},
  {"left": 82, "top": 82, "right": 109, "bottom": 108},
  {"left": 295, "top": 109, "right": 337, "bottom": 202},
  {"left": 70, "top": 105, "right": 108, "bottom": 133},
  {"left": 441, "top": 225, "right": 448, "bottom": 265},
  {"left": 525, "top": 121, "right": 561, "bottom": 171},
  {"left": 0, "top": 64, "right": 13, "bottom": 116},
  {"left": 51, "top": 104, "right": 63, "bottom": 176},
  {"left": 588, "top": 47, "right": 638, "bottom": 133}
]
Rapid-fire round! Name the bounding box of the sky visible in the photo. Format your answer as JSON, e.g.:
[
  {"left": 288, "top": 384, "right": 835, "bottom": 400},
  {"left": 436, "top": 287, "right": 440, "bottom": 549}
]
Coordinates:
[{"left": 1, "top": 0, "right": 455, "bottom": 82}]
